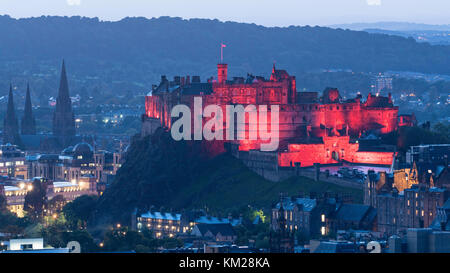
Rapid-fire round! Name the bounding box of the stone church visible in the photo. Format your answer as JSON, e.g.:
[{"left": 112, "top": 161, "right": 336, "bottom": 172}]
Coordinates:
[{"left": 3, "top": 61, "right": 86, "bottom": 152}]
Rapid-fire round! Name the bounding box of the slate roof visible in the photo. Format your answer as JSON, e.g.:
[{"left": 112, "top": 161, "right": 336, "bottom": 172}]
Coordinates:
[
  {"left": 195, "top": 215, "right": 241, "bottom": 226},
  {"left": 181, "top": 83, "right": 213, "bottom": 95},
  {"left": 195, "top": 223, "right": 235, "bottom": 237},
  {"left": 430, "top": 198, "right": 450, "bottom": 231},
  {"left": 275, "top": 197, "right": 317, "bottom": 212},
  {"left": 443, "top": 199, "right": 450, "bottom": 210},
  {"left": 313, "top": 241, "right": 357, "bottom": 253},
  {"left": 140, "top": 211, "right": 181, "bottom": 221},
  {"left": 334, "top": 204, "right": 374, "bottom": 223}
]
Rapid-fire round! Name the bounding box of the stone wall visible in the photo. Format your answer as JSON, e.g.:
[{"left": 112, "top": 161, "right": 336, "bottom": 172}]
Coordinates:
[
  {"left": 233, "top": 147, "right": 363, "bottom": 189},
  {"left": 141, "top": 115, "right": 162, "bottom": 138}
]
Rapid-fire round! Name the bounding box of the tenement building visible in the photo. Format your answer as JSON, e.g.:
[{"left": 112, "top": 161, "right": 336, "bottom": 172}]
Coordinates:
[
  {"left": 135, "top": 209, "right": 242, "bottom": 238},
  {"left": 0, "top": 144, "right": 28, "bottom": 179},
  {"left": 365, "top": 164, "right": 450, "bottom": 236},
  {"left": 271, "top": 193, "right": 376, "bottom": 238}
]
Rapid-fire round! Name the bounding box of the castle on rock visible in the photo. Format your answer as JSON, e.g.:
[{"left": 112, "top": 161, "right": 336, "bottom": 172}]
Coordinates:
[{"left": 143, "top": 63, "right": 410, "bottom": 167}]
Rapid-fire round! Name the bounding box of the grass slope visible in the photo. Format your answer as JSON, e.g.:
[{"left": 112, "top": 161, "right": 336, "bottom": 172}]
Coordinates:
[{"left": 169, "top": 153, "right": 362, "bottom": 210}]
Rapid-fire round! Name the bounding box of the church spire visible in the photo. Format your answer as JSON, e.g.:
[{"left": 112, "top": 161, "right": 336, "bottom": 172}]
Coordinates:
[
  {"left": 3, "top": 84, "right": 21, "bottom": 145},
  {"left": 56, "top": 60, "right": 72, "bottom": 112},
  {"left": 53, "top": 60, "right": 76, "bottom": 139},
  {"left": 21, "top": 83, "right": 36, "bottom": 135}
]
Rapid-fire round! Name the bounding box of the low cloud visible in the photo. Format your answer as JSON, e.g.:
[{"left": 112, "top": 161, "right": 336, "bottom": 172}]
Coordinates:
[
  {"left": 366, "top": 0, "right": 382, "bottom": 6},
  {"left": 67, "top": 0, "right": 81, "bottom": 6}
]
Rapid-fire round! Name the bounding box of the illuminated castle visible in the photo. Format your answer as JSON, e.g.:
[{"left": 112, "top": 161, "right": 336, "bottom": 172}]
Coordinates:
[{"left": 143, "top": 63, "right": 401, "bottom": 167}]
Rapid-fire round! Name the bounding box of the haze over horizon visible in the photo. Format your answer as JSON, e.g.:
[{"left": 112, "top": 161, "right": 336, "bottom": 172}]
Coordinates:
[{"left": 0, "top": 0, "right": 449, "bottom": 27}]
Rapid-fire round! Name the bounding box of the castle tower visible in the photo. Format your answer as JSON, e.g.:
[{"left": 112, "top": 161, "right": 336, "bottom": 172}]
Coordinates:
[
  {"left": 217, "top": 63, "right": 228, "bottom": 84},
  {"left": 52, "top": 60, "right": 76, "bottom": 139},
  {"left": 3, "top": 84, "right": 21, "bottom": 145},
  {"left": 21, "top": 83, "right": 36, "bottom": 135}
]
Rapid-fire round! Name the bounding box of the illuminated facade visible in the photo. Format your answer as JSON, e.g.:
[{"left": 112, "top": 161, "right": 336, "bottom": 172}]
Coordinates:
[
  {"left": 143, "top": 63, "right": 400, "bottom": 167},
  {"left": 94, "top": 150, "right": 122, "bottom": 183},
  {"left": 135, "top": 210, "right": 242, "bottom": 239},
  {"left": 29, "top": 143, "right": 122, "bottom": 184},
  {"left": 0, "top": 144, "right": 28, "bottom": 179},
  {"left": 0, "top": 177, "right": 97, "bottom": 217},
  {"left": 365, "top": 165, "right": 450, "bottom": 236}
]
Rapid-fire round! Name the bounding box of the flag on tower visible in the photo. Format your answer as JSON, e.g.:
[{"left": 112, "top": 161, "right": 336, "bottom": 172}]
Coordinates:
[{"left": 220, "top": 43, "right": 227, "bottom": 63}]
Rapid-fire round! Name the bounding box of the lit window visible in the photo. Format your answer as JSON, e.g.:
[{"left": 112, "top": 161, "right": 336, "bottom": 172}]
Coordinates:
[{"left": 321, "top": 214, "right": 325, "bottom": 223}]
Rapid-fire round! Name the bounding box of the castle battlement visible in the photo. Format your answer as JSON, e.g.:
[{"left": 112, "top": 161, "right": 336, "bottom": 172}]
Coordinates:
[{"left": 143, "top": 64, "right": 402, "bottom": 167}]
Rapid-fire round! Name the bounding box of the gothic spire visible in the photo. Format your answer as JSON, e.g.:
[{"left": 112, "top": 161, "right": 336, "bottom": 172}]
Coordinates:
[
  {"left": 55, "top": 59, "right": 72, "bottom": 113},
  {"left": 3, "top": 84, "right": 21, "bottom": 145},
  {"left": 21, "top": 83, "right": 36, "bottom": 135},
  {"left": 53, "top": 60, "right": 76, "bottom": 138}
]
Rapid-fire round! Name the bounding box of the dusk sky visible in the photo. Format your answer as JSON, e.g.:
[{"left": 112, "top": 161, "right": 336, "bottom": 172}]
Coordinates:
[{"left": 0, "top": 0, "right": 448, "bottom": 26}]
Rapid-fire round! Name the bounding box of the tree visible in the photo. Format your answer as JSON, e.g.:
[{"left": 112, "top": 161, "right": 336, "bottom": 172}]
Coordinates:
[
  {"left": 63, "top": 195, "right": 98, "bottom": 230},
  {"left": 0, "top": 195, "right": 7, "bottom": 212},
  {"left": 47, "top": 195, "right": 66, "bottom": 215},
  {"left": 103, "top": 226, "right": 158, "bottom": 252},
  {"left": 0, "top": 210, "right": 31, "bottom": 235},
  {"left": 24, "top": 179, "right": 48, "bottom": 221}
]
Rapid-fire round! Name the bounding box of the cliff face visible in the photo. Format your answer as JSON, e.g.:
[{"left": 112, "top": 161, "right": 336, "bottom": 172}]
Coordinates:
[{"left": 94, "top": 128, "right": 206, "bottom": 225}]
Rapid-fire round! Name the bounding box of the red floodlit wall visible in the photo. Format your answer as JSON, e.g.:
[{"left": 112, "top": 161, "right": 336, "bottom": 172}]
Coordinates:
[
  {"left": 144, "top": 65, "right": 400, "bottom": 163},
  {"left": 278, "top": 136, "right": 395, "bottom": 167},
  {"left": 351, "top": 151, "right": 395, "bottom": 165}
]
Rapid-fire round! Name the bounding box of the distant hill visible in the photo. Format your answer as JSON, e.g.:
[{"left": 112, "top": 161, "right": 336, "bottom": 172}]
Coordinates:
[
  {"left": 93, "top": 130, "right": 362, "bottom": 225},
  {"left": 0, "top": 15, "right": 450, "bottom": 88},
  {"left": 330, "top": 22, "right": 450, "bottom": 31}
]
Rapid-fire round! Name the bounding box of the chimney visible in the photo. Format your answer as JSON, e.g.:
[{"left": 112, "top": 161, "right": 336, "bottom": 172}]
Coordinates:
[
  {"left": 378, "top": 171, "right": 387, "bottom": 184},
  {"left": 186, "top": 75, "right": 190, "bottom": 85},
  {"left": 217, "top": 64, "right": 228, "bottom": 84}
]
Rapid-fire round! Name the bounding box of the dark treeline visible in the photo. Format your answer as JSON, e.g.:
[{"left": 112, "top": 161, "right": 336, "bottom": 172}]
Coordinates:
[{"left": 0, "top": 15, "right": 450, "bottom": 84}]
